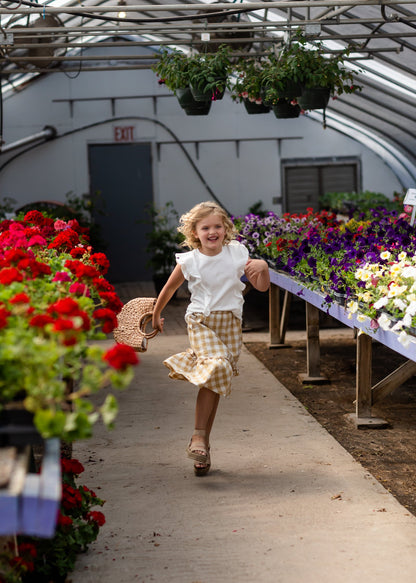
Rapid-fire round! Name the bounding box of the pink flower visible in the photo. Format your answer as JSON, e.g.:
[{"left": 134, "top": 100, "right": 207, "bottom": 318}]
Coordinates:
[
  {"left": 52, "top": 271, "right": 72, "bottom": 283},
  {"left": 54, "top": 219, "right": 68, "bottom": 231}
]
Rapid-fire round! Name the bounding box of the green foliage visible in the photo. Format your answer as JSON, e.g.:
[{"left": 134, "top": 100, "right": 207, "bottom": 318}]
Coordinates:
[
  {"left": 320, "top": 190, "right": 404, "bottom": 217},
  {"left": 261, "top": 30, "right": 362, "bottom": 103},
  {"left": 151, "top": 48, "right": 191, "bottom": 92},
  {"left": 144, "top": 201, "right": 184, "bottom": 275},
  {"left": 230, "top": 58, "right": 265, "bottom": 103},
  {"left": 188, "top": 44, "right": 233, "bottom": 95}
]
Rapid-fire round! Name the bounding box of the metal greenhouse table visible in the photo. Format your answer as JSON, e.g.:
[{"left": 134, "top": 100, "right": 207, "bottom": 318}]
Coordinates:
[{"left": 268, "top": 270, "right": 416, "bottom": 428}]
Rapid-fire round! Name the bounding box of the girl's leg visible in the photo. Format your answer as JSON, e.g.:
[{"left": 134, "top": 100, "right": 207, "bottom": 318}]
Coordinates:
[{"left": 190, "top": 387, "right": 219, "bottom": 470}]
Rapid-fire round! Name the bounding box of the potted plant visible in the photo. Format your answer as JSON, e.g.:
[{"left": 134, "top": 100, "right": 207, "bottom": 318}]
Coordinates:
[
  {"left": 0, "top": 210, "right": 139, "bottom": 444},
  {"left": 152, "top": 48, "right": 212, "bottom": 115},
  {"left": 262, "top": 31, "right": 361, "bottom": 111},
  {"left": 231, "top": 58, "right": 271, "bottom": 114},
  {"left": 144, "top": 202, "right": 185, "bottom": 294},
  {"left": 187, "top": 44, "right": 232, "bottom": 102}
]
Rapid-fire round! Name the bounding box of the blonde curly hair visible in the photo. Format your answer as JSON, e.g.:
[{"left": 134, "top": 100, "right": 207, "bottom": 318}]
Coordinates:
[{"left": 178, "top": 201, "right": 237, "bottom": 249}]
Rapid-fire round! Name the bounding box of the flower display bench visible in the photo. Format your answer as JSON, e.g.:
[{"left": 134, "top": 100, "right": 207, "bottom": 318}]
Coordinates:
[
  {"left": 268, "top": 270, "right": 416, "bottom": 428},
  {"left": 0, "top": 439, "right": 61, "bottom": 537}
]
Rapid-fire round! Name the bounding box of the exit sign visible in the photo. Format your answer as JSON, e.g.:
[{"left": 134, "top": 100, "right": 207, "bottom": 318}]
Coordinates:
[{"left": 114, "top": 126, "right": 135, "bottom": 142}]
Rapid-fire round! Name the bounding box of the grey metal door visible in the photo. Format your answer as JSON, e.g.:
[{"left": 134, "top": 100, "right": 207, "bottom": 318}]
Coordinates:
[{"left": 88, "top": 143, "right": 153, "bottom": 283}]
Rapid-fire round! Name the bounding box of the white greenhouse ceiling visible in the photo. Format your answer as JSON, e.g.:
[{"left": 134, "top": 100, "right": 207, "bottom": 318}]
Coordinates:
[{"left": 2, "top": 0, "right": 416, "bottom": 184}]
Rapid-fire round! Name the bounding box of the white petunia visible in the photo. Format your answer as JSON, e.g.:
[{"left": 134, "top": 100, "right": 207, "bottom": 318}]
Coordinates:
[
  {"left": 391, "top": 320, "right": 404, "bottom": 331},
  {"left": 398, "top": 330, "right": 411, "bottom": 348},
  {"left": 387, "top": 283, "right": 407, "bottom": 298},
  {"left": 357, "top": 314, "right": 368, "bottom": 323},
  {"left": 398, "top": 251, "right": 407, "bottom": 261},
  {"left": 403, "top": 313, "right": 412, "bottom": 327},
  {"left": 348, "top": 301, "right": 359, "bottom": 314},
  {"left": 406, "top": 301, "right": 416, "bottom": 316},
  {"left": 393, "top": 298, "right": 407, "bottom": 311},
  {"left": 378, "top": 312, "right": 391, "bottom": 330},
  {"left": 380, "top": 251, "right": 391, "bottom": 260},
  {"left": 373, "top": 296, "right": 388, "bottom": 309},
  {"left": 401, "top": 266, "right": 416, "bottom": 279}
]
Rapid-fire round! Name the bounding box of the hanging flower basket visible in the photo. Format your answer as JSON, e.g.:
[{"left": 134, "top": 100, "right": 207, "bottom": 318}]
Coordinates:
[
  {"left": 273, "top": 99, "right": 301, "bottom": 119},
  {"left": 243, "top": 99, "right": 271, "bottom": 114},
  {"left": 298, "top": 87, "right": 330, "bottom": 110},
  {"left": 183, "top": 100, "right": 212, "bottom": 116},
  {"left": 190, "top": 79, "right": 226, "bottom": 102}
]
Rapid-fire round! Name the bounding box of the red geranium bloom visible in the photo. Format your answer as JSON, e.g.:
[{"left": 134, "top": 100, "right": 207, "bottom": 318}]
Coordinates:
[
  {"left": 99, "top": 292, "right": 123, "bottom": 314},
  {"left": 90, "top": 253, "right": 110, "bottom": 274},
  {"left": 61, "top": 458, "right": 84, "bottom": 475},
  {"left": 48, "top": 297, "right": 81, "bottom": 317},
  {"left": 69, "top": 282, "right": 90, "bottom": 297},
  {"left": 93, "top": 308, "right": 118, "bottom": 333},
  {"left": 24, "top": 210, "right": 46, "bottom": 225},
  {"left": 70, "top": 247, "right": 87, "bottom": 258},
  {"left": 0, "top": 307, "right": 10, "bottom": 329},
  {"left": 57, "top": 512, "right": 73, "bottom": 528},
  {"left": 0, "top": 267, "right": 23, "bottom": 285},
  {"left": 48, "top": 229, "right": 80, "bottom": 251},
  {"left": 103, "top": 344, "right": 139, "bottom": 370},
  {"left": 62, "top": 483, "right": 83, "bottom": 509},
  {"left": 86, "top": 510, "right": 106, "bottom": 527},
  {"left": 29, "top": 314, "right": 54, "bottom": 328},
  {"left": 92, "top": 277, "right": 115, "bottom": 292},
  {"left": 9, "top": 293, "right": 30, "bottom": 304}
]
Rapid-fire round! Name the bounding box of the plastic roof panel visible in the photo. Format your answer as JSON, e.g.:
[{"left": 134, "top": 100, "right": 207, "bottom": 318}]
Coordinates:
[{"left": 2, "top": 0, "right": 416, "bottom": 183}]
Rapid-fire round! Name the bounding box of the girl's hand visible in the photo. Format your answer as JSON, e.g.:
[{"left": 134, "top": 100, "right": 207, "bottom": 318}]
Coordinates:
[
  {"left": 152, "top": 315, "right": 164, "bottom": 333},
  {"left": 245, "top": 258, "right": 270, "bottom": 292}
]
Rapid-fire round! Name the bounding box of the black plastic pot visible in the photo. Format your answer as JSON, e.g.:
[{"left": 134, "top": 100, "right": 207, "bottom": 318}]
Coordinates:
[{"left": 298, "top": 87, "right": 330, "bottom": 110}]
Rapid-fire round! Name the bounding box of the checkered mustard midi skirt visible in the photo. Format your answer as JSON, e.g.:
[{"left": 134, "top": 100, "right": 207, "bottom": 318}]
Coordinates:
[{"left": 163, "top": 311, "right": 242, "bottom": 397}]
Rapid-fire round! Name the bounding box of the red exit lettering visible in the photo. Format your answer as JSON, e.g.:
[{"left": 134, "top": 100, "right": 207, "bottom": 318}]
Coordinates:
[{"left": 114, "top": 126, "right": 135, "bottom": 142}]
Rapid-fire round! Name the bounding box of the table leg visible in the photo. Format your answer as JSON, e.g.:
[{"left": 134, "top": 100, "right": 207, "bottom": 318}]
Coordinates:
[{"left": 299, "top": 302, "right": 328, "bottom": 383}]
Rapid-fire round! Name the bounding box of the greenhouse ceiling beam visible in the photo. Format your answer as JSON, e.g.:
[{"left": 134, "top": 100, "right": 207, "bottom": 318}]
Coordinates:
[
  {"left": 1, "top": 46, "right": 400, "bottom": 63},
  {"left": 3, "top": 0, "right": 416, "bottom": 16}
]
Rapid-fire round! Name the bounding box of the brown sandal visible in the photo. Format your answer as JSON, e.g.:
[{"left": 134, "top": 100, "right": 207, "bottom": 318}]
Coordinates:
[
  {"left": 194, "top": 447, "right": 211, "bottom": 476},
  {"left": 186, "top": 429, "right": 208, "bottom": 464}
]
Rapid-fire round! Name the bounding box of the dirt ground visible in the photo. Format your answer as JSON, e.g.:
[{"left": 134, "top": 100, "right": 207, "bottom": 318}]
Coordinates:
[{"left": 243, "top": 290, "right": 416, "bottom": 517}]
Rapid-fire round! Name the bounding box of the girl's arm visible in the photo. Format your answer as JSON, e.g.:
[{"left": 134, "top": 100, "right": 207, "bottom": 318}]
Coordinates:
[
  {"left": 244, "top": 258, "right": 270, "bottom": 292},
  {"left": 152, "top": 264, "right": 185, "bottom": 333}
]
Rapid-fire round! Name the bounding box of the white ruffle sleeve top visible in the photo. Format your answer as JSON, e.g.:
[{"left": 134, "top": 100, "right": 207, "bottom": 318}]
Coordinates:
[{"left": 176, "top": 240, "right": 249, "bottom": 319}]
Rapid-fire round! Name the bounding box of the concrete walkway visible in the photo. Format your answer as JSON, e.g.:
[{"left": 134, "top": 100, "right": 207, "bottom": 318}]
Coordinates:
[{"left": 71, "top": 290, "right": 416, "bottom": 583}]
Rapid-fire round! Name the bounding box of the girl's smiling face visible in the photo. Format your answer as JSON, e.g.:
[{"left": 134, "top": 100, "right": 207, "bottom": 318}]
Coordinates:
[{"left": 194, "top": 212, "right": 226, "bottom": 255}]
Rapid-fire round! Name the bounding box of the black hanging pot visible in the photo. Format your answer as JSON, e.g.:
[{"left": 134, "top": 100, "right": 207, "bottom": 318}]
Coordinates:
[
  {"left": 190, "top": 77, "right": 226, "bottom": 102},
  {"left": 273, "top": 99, "right": 301, "bottom": 119},
  {"left": 176, "top": 87, "right": 212, "bottom": 115},
  {"left": 243, "top": 99, "right": 271, "bottom": 114},
  {"left": 298, "top": 87, "right": 330, "bottom": 110},
  {"left": 176, "top": 87, "right": 197, "bottom": 109},
  {"left": 183, "top": 101, "right": 212, "bottom": 116},
  {"left": 277, "top": 81, "right": 303, "bottom": 100}
]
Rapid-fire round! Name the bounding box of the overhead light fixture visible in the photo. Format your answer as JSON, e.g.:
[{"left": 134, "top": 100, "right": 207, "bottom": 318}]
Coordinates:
[{"left": 117, "top": 0, "right": 127, "bottom": 19}]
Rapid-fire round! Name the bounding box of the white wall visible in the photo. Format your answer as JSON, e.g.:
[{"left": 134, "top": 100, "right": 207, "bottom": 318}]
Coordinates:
[{"left": 1, "top": 44, "right": 404, "bottom": 219}]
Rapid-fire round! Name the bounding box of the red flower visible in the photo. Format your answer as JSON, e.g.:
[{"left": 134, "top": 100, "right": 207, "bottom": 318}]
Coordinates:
[
  {"left": 57, "top": 512, "right": 74, "bottom": 528},
  {"left": 61, "top": 458, "right": 84, "bottom": 475},
  {"left": 103, "top": 344, "right": 139, "bottom": 370},
  {"left": 0, "top": 266, "right": 23, "bottom": 284},
  {"left": 48, "top": 297, "right": 81, "bottom": 317},
  {"left": 62, "top": 483, "right": 83, "bottom": 509},
  {"left": 86, "top": 510, "right": 106, "bottom": 527},
  {"left": 90, "top": 253, "right": 110, "bottom": 274},
  {"left": 24, "top": 210, "right": 46, "bottom": 225},
  {"left": 9, "top": 293, "right": 30, "bottom": 304},
  {"left": 92, "top": 277, "right": 115, "bottom": 292},
  {"left": 93, "top": 308, "right": 118, "bottom": 333},
  {"left": 99, "top": 292, "right": 123, "bottom": 314},
  {"left": 69, "top": 282, "right": 90, "bottom": 297},
  {"left": 70, "top": 247, "right": 87, "bottom": 258},
  {"left": 29, "top": 314, "right": 54, "bottom": 328},
  {"left": 48, "top": 229, "right": 80, "bottom": 251}
]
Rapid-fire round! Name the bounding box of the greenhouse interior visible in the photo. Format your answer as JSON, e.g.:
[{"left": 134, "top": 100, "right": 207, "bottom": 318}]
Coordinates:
[{"left": 3, "top": 1, "right": 416, "bottom": 582}]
